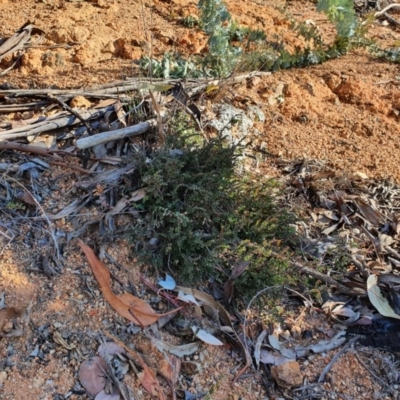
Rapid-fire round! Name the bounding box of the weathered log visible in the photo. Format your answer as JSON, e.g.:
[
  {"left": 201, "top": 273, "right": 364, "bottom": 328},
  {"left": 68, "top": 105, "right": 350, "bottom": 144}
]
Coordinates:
[{"left": 76, "top": 119, "right": 157, "bottom": 149}]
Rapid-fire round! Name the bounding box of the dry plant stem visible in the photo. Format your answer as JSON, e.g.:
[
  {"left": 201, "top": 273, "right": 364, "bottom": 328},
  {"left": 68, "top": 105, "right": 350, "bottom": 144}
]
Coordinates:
[
  {"left": 0, "top": 141, "right": 62, "bottom": 156},
  {"left": 351, "top": 255, "right": 369, "bottom": 280},
  {"left": 375, "top": 3, "right": 400, "bottom": 17},
  {"left": 2, "top": 174, "right": 61, "bottom": 259},
  {"left": 384, "top": 245, "right": 400, "bottom": 260},
  {"left": 271, "top": 251, "right": 365, "bottom": 296},
  {"left": 76, "top": 119, "right": 157, "bottom": 149},
  {"left": 0, "top": 72, "right": 269, "bottom": 101},
  {"left": 0, "top": 106, "right": 113, "bottom": 140},
  {"left": 148, "top": 90, "right": 165, "bottom": 143},
  {"left": 48, "top": 160, "right": 92, "bottom": 174},
  {"left": 0, "top": 23, "right": 33, "bottom": 63},
  {"left": 375, "top": 3, "right": 400, "bottom": 26},
  {"left": 0, "top": 101, "right": 48, "bottom": 113},
  {"left": 186, "top": 71, "right": 272, "bottom": 97},
  {"left": 318, "top": 335, "right": 360, "bottom": 383},
  {"left": 48, "top": 95, "right": 95, "bottom": 135}
]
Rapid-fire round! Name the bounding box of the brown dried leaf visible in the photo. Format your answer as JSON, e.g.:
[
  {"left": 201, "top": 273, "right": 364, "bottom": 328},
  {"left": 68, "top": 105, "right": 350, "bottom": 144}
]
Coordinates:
[
  {"left": 78, "top": 356, "right": 108, "bottom": 397},
  {"left": 223, "top": 279, "right": 234, "bottom": 306},
  {"left": 137, "top": 368, "right": 164, "bottom": 399},
  {"left": 78, "top": 240, "right": 181, "bottom": 327},
  {"left": 159, "top": 355, "right": 181, "bottom": 384},
  {"left": 98, "top": 342, "right": 126, "bottom": 358},
  {"left": 230, "top": 261, "right": 250, "bottom": 279},
  {"left": 104, "top": 331, "right": 166, "bottom": 400},
  {"left": 17, "top": 190, "right": 36, "bottom": 206},
  {"left": 354, "top": 198, "right": 385, "bottom": 225}
]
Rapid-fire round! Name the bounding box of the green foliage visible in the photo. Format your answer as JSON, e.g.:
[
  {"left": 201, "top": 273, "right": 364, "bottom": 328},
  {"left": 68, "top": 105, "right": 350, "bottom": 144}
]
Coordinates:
[
  {"left": 228, "top": 20, "right": 266, "bottom": 43},
  {"left": 138, "top": 0, "right": 399, "bottom": 78},
  {"left": 198, "top": 0, "right": 241, "bottom": 77},
  {"left": 317, "top": 0, "right": 357, "bottom": 38},
  {"left": 180, "top": 15, "right": 199, "bottom": 28},
  {"left": 138, "top": 53, "right": 204, "bottom": 79},
  {"left": 130, "top": 113, "right": 297, "bottom": 298}
]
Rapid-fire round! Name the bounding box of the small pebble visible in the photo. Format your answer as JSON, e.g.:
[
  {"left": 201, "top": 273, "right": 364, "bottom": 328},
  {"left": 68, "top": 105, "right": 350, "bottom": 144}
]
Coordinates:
[
  {"left": 0, "top": 371, "right": 8, "bottom": 384},
  {"left": 33, "top": 377, "right": 44, "bottom": 388},
  {"left": 2, "top": 322, "right": 13, "bottom": 333}
]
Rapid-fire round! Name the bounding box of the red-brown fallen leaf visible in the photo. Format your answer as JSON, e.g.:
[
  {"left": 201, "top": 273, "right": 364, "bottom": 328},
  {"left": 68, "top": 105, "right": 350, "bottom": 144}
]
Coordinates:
[
  {"left": 160, "top": 355, "right": 181, "bottom": 384},
  {"left": 17, "top": 191, "right": 37, "bottom": 206},
  {"left": 138, "top": 368, "right": 164, "bottom": 398},
  {"left": 78, "top": 356, "right": 107, "bottom": 397},
  {"left": 104, "top": 330, "right": 166, "bottom": 400},
  {"left": 78, "top": 240, "right": 181, "bottom": 327}
]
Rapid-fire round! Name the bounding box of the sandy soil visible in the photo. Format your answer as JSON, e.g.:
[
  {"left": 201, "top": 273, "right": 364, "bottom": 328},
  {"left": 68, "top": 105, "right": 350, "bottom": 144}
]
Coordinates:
[{"left": 1, "top": 0, "right": 400, "bottom": 399}]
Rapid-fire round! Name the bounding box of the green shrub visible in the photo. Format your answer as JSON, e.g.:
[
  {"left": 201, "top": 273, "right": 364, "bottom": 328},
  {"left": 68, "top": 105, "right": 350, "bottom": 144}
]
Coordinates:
[{"left": 129, "top": 113, "right": 297, "bottom": 298}]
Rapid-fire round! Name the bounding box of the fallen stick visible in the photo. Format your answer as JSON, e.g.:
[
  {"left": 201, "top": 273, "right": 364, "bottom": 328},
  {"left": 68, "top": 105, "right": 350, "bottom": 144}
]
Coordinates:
[
  {"left": 49, "top": 95, "right": 95, "bottom": 135},
  {"left": 0, "top": 141, "right": 61, "bottom": 156},
  {"left": 76, "top": 119, "right": 157, "bottom": 149},
  {"left": 0, "top": 106, "right": 112, "bottom": 141}
]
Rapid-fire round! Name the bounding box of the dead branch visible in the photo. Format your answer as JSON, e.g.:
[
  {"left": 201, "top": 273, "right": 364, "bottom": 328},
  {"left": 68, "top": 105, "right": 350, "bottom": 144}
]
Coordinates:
[
  {"left": 271, "top": 251, "right": 366, "bottom": 296},
  {"left": 0, "top": 141, "right": 61, "bottom": 156},
  {"left": 48, "top": 95, "right": 96, "bottom": 135},
  {"left": 76, "top": 119, "right": 157, "bottom": 149},
  {"left": 0, "top": 106, "right": 113, "bottom": 141}
]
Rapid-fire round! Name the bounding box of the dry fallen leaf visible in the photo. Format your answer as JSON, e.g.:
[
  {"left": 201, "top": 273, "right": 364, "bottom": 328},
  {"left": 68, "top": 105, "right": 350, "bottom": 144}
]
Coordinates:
[
  {"left": 78, "top": 240, "right": 181, "bottom": 327},
  {"left": 78, "top": 356, "right": 108, "bottom": 397},
  {"left": 103, "top": 331, "right": 166, "bottom": 400},
  {"left": 191, "top": 326, "right": 223, "bottom": 346},
  {"left": 159, "top": 355, "right": 181, "bottom": 384},
  {"left": 367, "top": 274, "right": 400, "bottom": 320},
  {"left": 16, "top": 190, "right": 37, "bottom": 206},
  {"left": 98, "top": 342, "right": 126, "bottom": 358}
]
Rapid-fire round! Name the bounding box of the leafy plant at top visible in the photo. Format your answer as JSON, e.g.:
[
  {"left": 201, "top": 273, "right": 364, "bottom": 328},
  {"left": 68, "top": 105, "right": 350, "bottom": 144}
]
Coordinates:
[
  {"left": 317, "top": 0, "right": 358, "bottom": 38},
  {"left": 316, "top": 0, "right": 400, "bottom": 64},
  {"left": 198, "top": 0, "right": 241, "bottom": 77},
  {"left": 129, "top": 112, "right": 298, "bottom": 299}
]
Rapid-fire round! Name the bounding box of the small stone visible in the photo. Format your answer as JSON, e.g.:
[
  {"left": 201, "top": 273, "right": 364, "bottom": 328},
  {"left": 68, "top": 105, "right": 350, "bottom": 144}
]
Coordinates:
[
  {"left": 33, "top": 377, "right": 44, "bottom": 389},
  {"left": 0, "top": 371, "right": 8, "bottom": 384},
  {"left": 2, "top": 321, "right": 13, "bottom": 333},
  {"left": 271, "top": 360, "right": 303, "bottom": 388}
]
